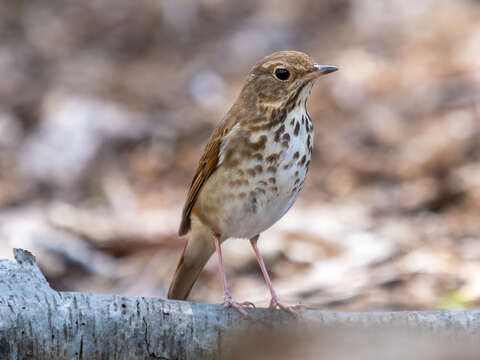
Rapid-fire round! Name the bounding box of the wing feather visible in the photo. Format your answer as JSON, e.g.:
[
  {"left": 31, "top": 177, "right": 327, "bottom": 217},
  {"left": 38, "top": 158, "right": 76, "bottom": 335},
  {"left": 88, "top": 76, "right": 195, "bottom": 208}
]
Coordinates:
[{"left": 178, "top": 117, "right": 238, "bottom": 235}]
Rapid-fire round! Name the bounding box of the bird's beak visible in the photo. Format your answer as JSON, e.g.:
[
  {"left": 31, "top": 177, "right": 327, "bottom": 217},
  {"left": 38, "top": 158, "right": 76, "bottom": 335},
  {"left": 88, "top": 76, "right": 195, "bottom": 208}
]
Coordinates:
[{"left": 305, "top": 64, "right": 338, "bottom": 80}]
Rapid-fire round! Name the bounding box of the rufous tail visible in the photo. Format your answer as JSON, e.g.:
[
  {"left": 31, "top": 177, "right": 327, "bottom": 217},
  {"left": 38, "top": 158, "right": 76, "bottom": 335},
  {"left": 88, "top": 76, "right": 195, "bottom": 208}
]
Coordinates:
[{"left": 168, "top": 220, "right": 215, "bottom": 300}]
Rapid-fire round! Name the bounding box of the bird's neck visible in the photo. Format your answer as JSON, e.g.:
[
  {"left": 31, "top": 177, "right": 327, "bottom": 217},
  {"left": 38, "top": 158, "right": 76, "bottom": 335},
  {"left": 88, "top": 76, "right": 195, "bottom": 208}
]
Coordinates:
[{"left": 236, "top": 83, "right": 312, "bottom": 132}]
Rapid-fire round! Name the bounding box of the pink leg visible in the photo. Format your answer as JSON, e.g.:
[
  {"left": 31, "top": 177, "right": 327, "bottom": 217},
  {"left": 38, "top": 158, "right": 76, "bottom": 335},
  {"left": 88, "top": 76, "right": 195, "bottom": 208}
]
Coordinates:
[
  {"left": 214, "top": 235, "right": 254, "bottom": 317},
  {"left": 250, "top": 235, "right": 307, "bottom": 312}
]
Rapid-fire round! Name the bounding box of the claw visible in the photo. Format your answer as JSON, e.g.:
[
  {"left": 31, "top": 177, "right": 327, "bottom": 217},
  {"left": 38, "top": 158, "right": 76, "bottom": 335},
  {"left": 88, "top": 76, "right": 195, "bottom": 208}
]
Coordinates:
[
  {"left": 269, "top": 297, "right": 310, "bottom": 316},
  {"left": 222, "top": 296, "right": 253, "bottom": 317},
  {"left": 239, "top": 301, "right": 256, "bottom": 308}
]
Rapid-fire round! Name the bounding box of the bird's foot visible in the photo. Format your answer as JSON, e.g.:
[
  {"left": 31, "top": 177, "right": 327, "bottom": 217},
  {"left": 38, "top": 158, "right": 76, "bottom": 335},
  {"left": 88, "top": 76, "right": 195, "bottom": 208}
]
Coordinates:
[
  {"left": 269, "top": 297, "right": 310, "bottom": 315},
  {"left": 221, "top": 294, "right": 255, "bottom": 318}
]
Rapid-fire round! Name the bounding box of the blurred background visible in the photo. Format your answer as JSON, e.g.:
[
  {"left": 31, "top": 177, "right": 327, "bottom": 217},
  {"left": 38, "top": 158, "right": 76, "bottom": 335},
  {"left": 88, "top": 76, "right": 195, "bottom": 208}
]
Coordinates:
[{"left": 0, "top": 0, "right": 479, "bottom": 311}]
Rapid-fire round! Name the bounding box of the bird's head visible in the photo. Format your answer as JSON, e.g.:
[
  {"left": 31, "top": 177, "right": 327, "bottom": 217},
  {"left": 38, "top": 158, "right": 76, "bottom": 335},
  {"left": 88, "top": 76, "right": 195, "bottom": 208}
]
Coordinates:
[{"left": 242, "top": 51, "right": 337, "bottom": 106}]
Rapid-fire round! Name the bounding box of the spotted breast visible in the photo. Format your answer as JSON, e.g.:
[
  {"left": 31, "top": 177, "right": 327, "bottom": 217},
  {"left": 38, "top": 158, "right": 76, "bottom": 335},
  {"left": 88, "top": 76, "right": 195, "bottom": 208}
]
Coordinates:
[{"left": 192, "top": 83, "right": 314, "bottom": 241}]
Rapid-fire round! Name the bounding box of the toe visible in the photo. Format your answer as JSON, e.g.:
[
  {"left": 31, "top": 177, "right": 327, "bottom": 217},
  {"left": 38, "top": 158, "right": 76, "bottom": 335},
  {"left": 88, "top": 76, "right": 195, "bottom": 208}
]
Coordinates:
[
  {"left": 222, "top": 299, "right": 250, "bottom": 318},
  {"left": 239, "top": 301, "right": 256, "bottom": 308},
  {"left": 268, "top": 298, "right": 305, "bottom": 316}
]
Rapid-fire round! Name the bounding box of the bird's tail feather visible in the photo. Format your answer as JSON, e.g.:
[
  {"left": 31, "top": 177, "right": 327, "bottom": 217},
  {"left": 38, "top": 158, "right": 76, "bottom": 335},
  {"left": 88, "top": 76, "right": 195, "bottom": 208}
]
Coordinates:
[{"left": 168, "top": 220, "right": 215, "bottom": 300}]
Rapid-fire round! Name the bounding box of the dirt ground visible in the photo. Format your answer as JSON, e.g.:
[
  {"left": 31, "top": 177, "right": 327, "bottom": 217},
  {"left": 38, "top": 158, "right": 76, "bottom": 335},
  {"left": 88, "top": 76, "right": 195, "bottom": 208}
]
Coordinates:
[{"left": 1, "top": 0, "right": 480, "bottom": 311}]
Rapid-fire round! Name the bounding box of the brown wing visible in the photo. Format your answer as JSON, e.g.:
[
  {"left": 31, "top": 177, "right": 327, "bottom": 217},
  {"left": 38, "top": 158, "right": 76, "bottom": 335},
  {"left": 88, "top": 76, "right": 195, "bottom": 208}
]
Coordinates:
[{"left": 178, "top": 117, "right": 237, "bottom": 236}]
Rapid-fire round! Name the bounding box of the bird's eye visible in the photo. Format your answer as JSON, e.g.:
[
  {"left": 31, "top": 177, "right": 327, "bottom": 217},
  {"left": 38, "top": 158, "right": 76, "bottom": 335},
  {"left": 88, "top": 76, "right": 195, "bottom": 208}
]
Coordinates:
[{"left": 274, "top": 68, "right": 290, "bottom": 81}]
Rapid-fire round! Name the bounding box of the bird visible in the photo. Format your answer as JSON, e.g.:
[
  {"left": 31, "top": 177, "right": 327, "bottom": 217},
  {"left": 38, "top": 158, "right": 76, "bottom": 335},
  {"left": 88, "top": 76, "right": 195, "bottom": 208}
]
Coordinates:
[{"left": 168, "top": 51, "right": 337, "bottom": 316}]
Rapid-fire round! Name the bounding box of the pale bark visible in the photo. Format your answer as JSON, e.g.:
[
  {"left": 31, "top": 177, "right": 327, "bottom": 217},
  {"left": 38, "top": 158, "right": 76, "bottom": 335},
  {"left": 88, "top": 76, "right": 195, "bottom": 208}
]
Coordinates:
[{"left": 1, "top": 249, "right": 479, "bottom": 360}]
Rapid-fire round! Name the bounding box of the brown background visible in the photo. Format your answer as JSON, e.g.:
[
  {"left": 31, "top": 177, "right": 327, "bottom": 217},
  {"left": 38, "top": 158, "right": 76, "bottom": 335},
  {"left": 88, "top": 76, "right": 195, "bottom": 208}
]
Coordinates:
[{"left": 1, "top": 0, "right": 480, "bottom": 310}]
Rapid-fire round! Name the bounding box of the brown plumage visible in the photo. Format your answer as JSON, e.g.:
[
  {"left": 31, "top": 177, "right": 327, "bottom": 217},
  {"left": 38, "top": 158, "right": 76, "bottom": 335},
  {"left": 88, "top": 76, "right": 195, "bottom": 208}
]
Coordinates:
[
  {"left": 168, "top": 51, "right": 337, "bottom": 315},
  {"left": 178, "top": 117, "right": 236, "bottom": 236}
]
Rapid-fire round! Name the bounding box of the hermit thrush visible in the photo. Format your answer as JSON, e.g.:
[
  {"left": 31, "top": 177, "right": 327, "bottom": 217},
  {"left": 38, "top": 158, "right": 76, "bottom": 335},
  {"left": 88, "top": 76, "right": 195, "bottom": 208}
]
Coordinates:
[{"left": 168, "top": 51, "right": 337, "bottom": 315}]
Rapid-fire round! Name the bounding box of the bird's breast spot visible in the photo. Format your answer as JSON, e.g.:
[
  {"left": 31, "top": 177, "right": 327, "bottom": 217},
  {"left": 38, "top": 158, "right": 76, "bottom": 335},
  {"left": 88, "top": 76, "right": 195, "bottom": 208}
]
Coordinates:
[{"left": 245, "top": 193, "right": 258, "bottom": 214}]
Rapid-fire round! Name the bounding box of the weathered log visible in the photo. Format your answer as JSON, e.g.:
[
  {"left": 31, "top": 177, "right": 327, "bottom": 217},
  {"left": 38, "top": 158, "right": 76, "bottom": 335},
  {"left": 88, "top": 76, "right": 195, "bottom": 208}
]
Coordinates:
[{"left": 1, "top": 249, "right": 479, "bottom": 360}]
